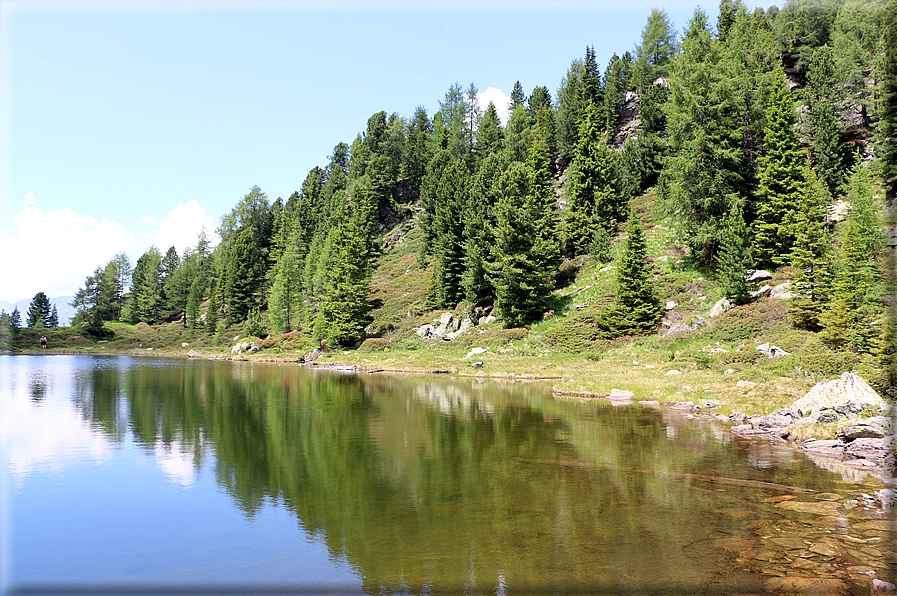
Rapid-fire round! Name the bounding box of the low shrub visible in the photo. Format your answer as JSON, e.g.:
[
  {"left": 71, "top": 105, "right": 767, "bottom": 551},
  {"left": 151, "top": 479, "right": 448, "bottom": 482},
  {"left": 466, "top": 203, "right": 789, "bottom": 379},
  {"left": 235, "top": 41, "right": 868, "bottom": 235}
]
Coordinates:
[
  {"left": 358, "top": 338, "right": 391, "bottom": 353},
  {"left": 542, "top": 310, "right": 610, "bottom": 352},
  {"left": 705, "top": 298, "right": 789, "bottom": 342}
]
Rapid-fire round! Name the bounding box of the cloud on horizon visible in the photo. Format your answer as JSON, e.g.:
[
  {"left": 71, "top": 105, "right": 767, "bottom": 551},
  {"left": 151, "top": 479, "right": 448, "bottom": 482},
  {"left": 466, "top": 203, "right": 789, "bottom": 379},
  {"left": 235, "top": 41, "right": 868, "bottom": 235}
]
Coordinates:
[
  {"left": 478, "top": 87, "right": 511, "bottom": 125},
  {"left": 0, "top": 200, "right": 220, "bottom": 303},
  {"left": 0, "top": 206, "right": 137, "bottom": 303},
  {"left": 146, "top": 199, "right": 219, "bottom": 256}
]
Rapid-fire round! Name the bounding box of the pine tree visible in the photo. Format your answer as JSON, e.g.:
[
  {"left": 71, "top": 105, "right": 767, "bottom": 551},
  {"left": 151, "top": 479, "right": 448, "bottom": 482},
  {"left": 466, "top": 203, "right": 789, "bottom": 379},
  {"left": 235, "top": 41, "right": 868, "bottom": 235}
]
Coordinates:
[
  {"left": 632, "top": 8, "right": 678, "bottom": 91},
  {"left": 185, "top": 278, "right": 203, "bottom": 330},
  {"left": 476, "top": 102, "right": 504, "bottom": 162},
  {"left": 267, "top": 247, "right": 300, "bottom": 334},
  {"left": 509, "top": 80, "right": 526, "bottom": 111},
  {"left": 555, "top": 59, "right": 583, "bottom": 160},
  {"left": 665, "top": 8, "right": 746, "bottom": 266},
  {"left": 753, "top": 65, "right": 807, "bottom": 266},
  {"left": 821, "top": 161, "right": 883, "bottom": 353},
  {"left": 26, "top": 292, "right": 51, "bottom": 328},
  {"left": 432, "top": 160, "right": 470, "bottom": 308},
  {"left": 462, "top": 153, "right": 503, "bottom": 305},
  {"left": 225, "top": 226, "right": 265, "bottom": 324}
]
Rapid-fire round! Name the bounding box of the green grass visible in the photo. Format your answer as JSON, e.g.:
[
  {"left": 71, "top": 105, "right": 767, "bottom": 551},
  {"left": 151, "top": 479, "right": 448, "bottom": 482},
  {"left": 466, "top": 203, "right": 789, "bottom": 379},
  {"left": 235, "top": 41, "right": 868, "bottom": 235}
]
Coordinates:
[{"left": 10, "top": 188, "right": 883, "bottom": 442}]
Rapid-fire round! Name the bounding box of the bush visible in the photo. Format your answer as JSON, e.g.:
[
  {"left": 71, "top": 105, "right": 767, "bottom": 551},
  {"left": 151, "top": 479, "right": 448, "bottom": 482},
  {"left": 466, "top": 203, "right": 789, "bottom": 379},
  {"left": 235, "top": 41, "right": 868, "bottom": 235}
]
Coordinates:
[
  {"left": 358, "top": 338, "right": 391, "bottom": 353},
  {"left": 704, "top": 299, "right": 789, "bottom": 342},
  {"left": 542, "top": 309, "right": 612, "bottom": 352}
]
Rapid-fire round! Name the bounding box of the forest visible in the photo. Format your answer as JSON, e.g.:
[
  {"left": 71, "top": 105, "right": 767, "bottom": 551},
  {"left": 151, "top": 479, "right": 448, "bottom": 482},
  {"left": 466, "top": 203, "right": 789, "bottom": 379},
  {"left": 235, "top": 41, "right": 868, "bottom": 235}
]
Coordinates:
[{"left": 10, "top": 0, "right": 894, "bottom": 391}]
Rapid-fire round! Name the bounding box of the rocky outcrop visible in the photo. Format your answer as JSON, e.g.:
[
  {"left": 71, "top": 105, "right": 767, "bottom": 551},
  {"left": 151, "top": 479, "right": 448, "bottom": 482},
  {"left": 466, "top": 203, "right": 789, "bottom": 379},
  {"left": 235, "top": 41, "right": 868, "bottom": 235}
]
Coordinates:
[
  {"left": 187, "top": 349, "right": 203, "bottom": 358},
  {"left": 231, "top": 341, "right": 259, "bottom": 355},
  {"left": 790, "top": 373, "right": 887, "bottom": 419},
  {"left": 756, "top": 343, "right": 790, "bottom": 358},
  {"left": 708, "top": 298, "right": 732, "bottom": 318},
  {"left": 416, "top": 310, "right": 490, "bottom": 341}
]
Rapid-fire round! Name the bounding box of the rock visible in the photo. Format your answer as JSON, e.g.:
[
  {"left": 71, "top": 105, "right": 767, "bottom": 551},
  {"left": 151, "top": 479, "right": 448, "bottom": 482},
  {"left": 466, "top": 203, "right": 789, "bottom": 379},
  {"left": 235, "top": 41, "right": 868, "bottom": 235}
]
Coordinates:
[
  {"left": 181, "top": 342, "right": 189, "bottom": 347},
  {"left": 735, "top": 380, "right": 757, "bottom": 388},
  {"left": 790, "top": 373, "right": 887, "bottom": 419},
  {"left": 827, "top": 199, "right": 850, "bottom": 223},
  {"left": 482, "top": 315, "right": 497, "bottom": 325},
  {"left": 875, "top": 489, "right": 896, "bottom": 512},
  {"left": 800, "top": 439, "right": 846, "bottom": 459},
  {"left": 303, "top": 348, "right": 323, "bottom": 362},
  {"left": 608, "top": 388, "right": 635, "bottom": 400},
  {"left": 665, "top": 300, "right": 678, "bottom": 310},
  {"left": 838, "top": 420, "right": 888, "bottom": 441},
  {"left": 470, "top": 361, "right": 484, "bottom": 369},
  {"left": 746, "top": 269, "right": 773, "bottom": 282},
  {"left": 187, "top": 350, "right": 203, "bottom": 358},
  {"left": 751, "top": 284, "right": 773, "bottom": 299},
  {"left": 433, "top": 312, "right": 454, "bottom": 337},
  {"left": 665, "top": 369, "right": 682, "bottom": 376},
  {"left": 770, "top": 283, "right": 794, "bottom": 300},
  {"left": 416, "top": 324, "right": 435, "bottom": 339},
  {"left": 751, "top": 414, "right": 793, "bottom": 430},
  {"left": 466, "top": 347, "right": 487, "bottom": 359},
  {"left": 661, "top": 316, "right": 707, "bottom": 336},
  {"left": 639, "top": 400, "right": 660, "bottom": 405},
  {"left": 874, "top": 579, "right": 897, "bottom": 593},
  {"left": 724, "top": 368, "right": 736, "bottom": 375},
  {"left": 444, "top": 317, "right": 473, "bottom": 340},
  {"left": 707, "top": 298, "right": 732, "bottom": 318},
  {"left": 756, "top": 343, "right": 790, "bottom": 357},
  {"left": 844, "top": 437, "right": 894, "bottom": 465}
]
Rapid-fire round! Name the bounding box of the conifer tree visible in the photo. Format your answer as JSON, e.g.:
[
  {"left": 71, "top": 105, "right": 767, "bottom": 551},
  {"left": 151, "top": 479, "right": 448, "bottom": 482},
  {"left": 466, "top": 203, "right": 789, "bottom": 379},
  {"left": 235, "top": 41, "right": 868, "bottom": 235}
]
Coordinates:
[
  {"left": 607, "top": 207, "right": 662, "bottom": 336},
  {"left": 476, "top": 102, "right": 504, "bottom": 162},
  {"left": 491, "top": 135, "right": 559, "bottom": 328},
  {"left": 555, "top": 59, "right": 583, "bottom": 160},
  {"left": 665, "top": 8, "right": 745, "bottom": 266},
  {"left": 789, "top": 160, "right": 832, "bottom": 331},
  {"left": 564, "top": 102, "right": 619, "bottom": 256},
  {"left": 432, "top": 160, "right": 470, "bottom": 308},
  {"left": 753, "top": 65, "right": 806, "bottom": 266},
  {"left": 319, "top": 186, "right": 375, "bottom": 347},
  {"left": 509, "top": 81, "right": 526, "bottom": 111},
  {"left": 267, "top": 247, "right": 300, "bottom": 334},
  {"left": 47, "top": 305, "right": 59, "bottom": 328},
  {"left": 225, "top": 226, "right": 265, "bottom": 324},
  {"left": 714, "top": 206, "right": 753, "bottom": 306},
  {"left": 26, "top": 292, "right": 51, "bottom": 328},
  {"left": 821, "top": 161, "right": 883, "bottom": 353},
  {"left": 462, "top": 153, "right": 503, "bottom": 305}
]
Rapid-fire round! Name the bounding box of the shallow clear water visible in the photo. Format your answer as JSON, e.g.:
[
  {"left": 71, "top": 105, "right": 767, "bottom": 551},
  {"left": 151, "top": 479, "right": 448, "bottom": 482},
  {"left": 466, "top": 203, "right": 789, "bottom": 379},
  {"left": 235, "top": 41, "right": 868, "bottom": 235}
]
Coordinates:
[{"left": 1, "top": 354, "right": 893, "bottom": 595}]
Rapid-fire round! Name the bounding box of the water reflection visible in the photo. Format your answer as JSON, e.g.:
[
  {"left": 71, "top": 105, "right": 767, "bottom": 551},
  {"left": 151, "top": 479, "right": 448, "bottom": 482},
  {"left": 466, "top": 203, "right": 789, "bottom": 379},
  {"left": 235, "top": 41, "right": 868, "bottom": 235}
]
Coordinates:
[{"left": 3, "top": 355, "right": 894, "bottom": 594}]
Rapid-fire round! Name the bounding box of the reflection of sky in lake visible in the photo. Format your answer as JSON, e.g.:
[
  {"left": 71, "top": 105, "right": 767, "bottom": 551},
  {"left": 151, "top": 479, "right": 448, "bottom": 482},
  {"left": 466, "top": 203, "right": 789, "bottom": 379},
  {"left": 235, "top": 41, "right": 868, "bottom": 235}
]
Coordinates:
[
  {"left": 2, "top": 355, "right": 361, "bottom": 593},
  {"left": 1, "top": 356, "right": 206, "bottom": 489},
  {"left": 1, "top": 356, "right": 117, "bottom": 485}
]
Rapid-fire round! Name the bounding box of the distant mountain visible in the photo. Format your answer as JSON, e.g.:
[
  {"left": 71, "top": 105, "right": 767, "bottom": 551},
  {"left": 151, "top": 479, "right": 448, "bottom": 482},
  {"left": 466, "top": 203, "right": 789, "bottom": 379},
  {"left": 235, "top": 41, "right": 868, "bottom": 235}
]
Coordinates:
[{"left": 0, "top": 296, "right": 76, "bottom": 326}]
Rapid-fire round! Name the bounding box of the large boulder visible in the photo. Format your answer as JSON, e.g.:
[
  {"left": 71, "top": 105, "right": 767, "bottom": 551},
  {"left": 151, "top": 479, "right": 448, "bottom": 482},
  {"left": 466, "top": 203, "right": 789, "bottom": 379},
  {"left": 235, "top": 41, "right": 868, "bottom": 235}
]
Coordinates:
[
  {"left": 789, "top": 373, "right": 888, "bottom": 420},
  {"left": 708, "top": 298, "right": 732, "bottom": 318}
]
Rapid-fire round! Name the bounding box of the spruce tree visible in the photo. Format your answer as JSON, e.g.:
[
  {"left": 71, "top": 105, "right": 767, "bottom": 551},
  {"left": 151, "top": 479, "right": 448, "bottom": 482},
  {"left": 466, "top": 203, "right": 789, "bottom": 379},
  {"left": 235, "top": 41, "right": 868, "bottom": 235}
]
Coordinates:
[
  {"left": 26, "top": 292, "right": 51, "bottom": 328},
  {"left": 47, "top": 305, "right": 59, "bottom": 328},
  {"left": 432, "top": 160, "right": 469, "bottom": 308},
  {"left": 608, "top": 207, "right": 662, "bottom": 336},
  {"left": 462, "top": 153, "right": 503, "bottom": 305},
  {"left": 754, "top": 65, "right": 806, "bottom": 266},
  {"left": 789, "top": 160, "right": 832, "bottom": 331},
  {"left": 715, "top": 206, "right": 753, "bottom": 306},
  {"left": 564, "top": 102, "right": 619, "bottom": 256},
  {"left": 267, "top": 247, "right": 300, "bottom": 334},
  {"left": 225, "top": 226, "right": 265, "bottom": 324},
  {"left": 319, "top": 186, "right": 375, "bottom": 347},
  {"left": 476, "top": 102, "right": 503, "bottom": 161}
]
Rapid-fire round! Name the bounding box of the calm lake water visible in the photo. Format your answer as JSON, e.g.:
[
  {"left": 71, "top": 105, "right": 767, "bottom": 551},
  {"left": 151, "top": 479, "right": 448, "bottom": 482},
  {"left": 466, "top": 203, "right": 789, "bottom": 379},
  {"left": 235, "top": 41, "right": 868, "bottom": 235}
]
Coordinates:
[{"left": 1, "top": 354, "right": 893, "bottom": 595}]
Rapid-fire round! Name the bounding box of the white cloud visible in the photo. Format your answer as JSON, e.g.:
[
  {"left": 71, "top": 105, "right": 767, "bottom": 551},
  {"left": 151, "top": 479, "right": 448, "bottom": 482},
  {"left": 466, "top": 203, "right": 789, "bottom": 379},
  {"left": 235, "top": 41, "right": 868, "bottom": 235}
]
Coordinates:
[
  {"left": 478, "top": 87, "right": 511, "bottom": 125},
  {"left": 0, "top": 206, "right": 136, "bottom": 303},
  {"left": 146, "top": 199, "right": 220, "bottom": 255},
  {"left": 23, "top": 192, "right": 37, "bottom": 207},
  {"left": 139, "top": 215, "right": 157, "bottom": 225}
]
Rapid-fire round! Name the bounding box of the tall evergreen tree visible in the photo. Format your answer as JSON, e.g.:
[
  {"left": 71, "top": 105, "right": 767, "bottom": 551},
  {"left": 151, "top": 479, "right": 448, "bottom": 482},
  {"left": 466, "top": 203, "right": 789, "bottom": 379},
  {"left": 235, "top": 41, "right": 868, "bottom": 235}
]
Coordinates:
[
  {"left": 432, "top": 160, "right": 470, "bottom": 308},
  {"left": 754, "top": 65, "right": 807, "bottom": 266},
  {"left": 267, "top": 247, "right": 301, "bottom": 334},
  {"left": 491, "top": 135, "right": 560, "bottom": 328},
  {"left": 633, "top": 8, "right": 678, "bottom": 90},
  {"left": 714, "top": 206, "right": 754, "bottom": 306},
  {"left": 564, "top": 102, "right": 619, "bottom": 256},
  {"left": 225, "top": 225, "right": 266, "bottom": 324},
  {"left": 607, "top": 207, "right": 662, "bottom": 336},
  {"left": 462, "top": 153, "right": 504, "bottom": 305},
  {"left": 47, "top": 305, "right": 59, "bottom": 328},
  {"left": 26, "top": 292, "right": 51, "bottom": 328},
  {"left": 555, "top": 59, "right": 583, "bottom": 161},
  {"left": 665, "top": 8, "right": 746, "bottom": 266},
  {"left": 789, "top": 159, "right": 832, "bottom": 331},
  {"left": 318, "top": 185, "right": 375, "bottom": 347},
  {"left": 476, "top": 102, "right": 504, "bottom": 161},
  {"left": 509, "top": 81, "right": 526, "bottom": 111}
]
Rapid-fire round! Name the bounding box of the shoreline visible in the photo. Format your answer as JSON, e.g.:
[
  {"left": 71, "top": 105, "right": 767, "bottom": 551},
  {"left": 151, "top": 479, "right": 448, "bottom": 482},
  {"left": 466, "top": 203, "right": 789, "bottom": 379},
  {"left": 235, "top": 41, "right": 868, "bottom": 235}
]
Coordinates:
[{"left": 7, "top": 346, "right": 894, "bottom": 483}]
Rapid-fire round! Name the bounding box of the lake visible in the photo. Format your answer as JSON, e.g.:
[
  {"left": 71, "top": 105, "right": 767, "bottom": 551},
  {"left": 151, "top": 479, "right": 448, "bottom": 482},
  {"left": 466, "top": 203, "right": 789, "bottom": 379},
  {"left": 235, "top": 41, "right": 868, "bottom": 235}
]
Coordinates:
[{"left": 1, "top": 354, "right": 893, "bottom": 595}]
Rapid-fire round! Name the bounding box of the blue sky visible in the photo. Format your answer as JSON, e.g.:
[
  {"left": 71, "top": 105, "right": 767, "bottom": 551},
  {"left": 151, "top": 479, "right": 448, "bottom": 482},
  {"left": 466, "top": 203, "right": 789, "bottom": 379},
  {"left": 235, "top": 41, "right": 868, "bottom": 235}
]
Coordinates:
[{"left": 0, "top": 0, "right": 719, "bottom": 304}]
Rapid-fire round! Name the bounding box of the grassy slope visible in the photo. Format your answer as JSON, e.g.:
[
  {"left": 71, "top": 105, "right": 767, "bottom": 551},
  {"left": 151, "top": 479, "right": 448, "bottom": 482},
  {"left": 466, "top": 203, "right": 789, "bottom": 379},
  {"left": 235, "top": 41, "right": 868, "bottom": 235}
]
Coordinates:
[{"left": 12, "top": 190, "right": 883, "bottom": 439}]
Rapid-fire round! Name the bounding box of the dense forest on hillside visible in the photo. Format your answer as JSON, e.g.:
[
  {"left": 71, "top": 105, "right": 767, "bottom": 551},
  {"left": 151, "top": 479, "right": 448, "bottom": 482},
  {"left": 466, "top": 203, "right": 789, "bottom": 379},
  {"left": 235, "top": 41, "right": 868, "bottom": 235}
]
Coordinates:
[{"left": 8, "top": 0, "right": 896, "bottom": 391}]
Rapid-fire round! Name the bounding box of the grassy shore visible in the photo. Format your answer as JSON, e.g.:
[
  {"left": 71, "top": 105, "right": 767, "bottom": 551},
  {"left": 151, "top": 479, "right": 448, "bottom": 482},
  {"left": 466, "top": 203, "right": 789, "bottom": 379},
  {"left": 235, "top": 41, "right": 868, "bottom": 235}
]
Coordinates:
[{"left": 9, "top": 195, "right": 887, "bottom": 443}]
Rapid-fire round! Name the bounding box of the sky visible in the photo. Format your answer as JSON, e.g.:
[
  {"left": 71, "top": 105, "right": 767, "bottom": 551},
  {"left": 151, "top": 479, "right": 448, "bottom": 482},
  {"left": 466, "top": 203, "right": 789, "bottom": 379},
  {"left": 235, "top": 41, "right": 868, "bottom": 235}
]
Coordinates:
[{"left": 0, "top": 0, "right": 720, "bottom": 304}]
